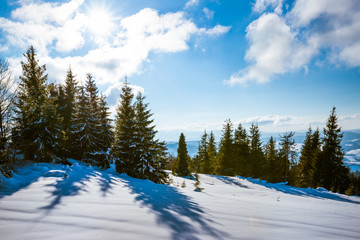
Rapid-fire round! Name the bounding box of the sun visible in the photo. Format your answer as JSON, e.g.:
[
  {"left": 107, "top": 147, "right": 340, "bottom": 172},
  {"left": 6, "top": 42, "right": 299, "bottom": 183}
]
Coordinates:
[{"left": 87, "top": 8, "right": 113, "bottom": 36}]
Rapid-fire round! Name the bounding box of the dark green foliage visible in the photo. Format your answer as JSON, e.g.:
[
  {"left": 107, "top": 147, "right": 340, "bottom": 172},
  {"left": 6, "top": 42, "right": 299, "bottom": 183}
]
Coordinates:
[
  {"left": 216, "top": 119, "right": 235, "bottom": 176},
  {"left": 233, "top": 124, "right": 250, "bottom": 176},
  {"left": 71, "top": 86, "right": 88, "bottom": 159},
  {"left": 297, "top": 128, "right": 321, "bottom": 187},
  {"left": 264, "top": 136, "right": 279, "bottom": 183},
  {"left": 346, "top": 173, "right": 360, "bottom": 196},
  {"left": 193, "top": 173, "right": 204, "bottom": 192},
  {"left": 248, "top": 124, "right": 265, "bottom": 178},
  {"left": 193, "top": 131, "right": 211, "bottom": 174},
  {"left": 112, "top": 79, "right": 137, "bottom": 174},
  {"left": 71, "top": 74, "right": 102, "bottom": 165},
  {"left": 207, "top": 131, "right": 217, "bottom": 174},
  {"left": 62, "top": 67, "right": 78, "bottom": 157},
  {"left": 132, "top": 92, "right": 168, "bottom": 183},
  {"left": 278, "top": 132, "right": 297, "bottom": 182},
  {"left": 312, "top": 107, "right": 350, "bottom": 193},
  {"left": 98, "top": 94, "right": 113, "bottom": 152},
  {"left": 12, "top": 46, "right": 61, "bottom": 162},
  {"left": 174, "top": 133, "right": 190, "bottom": 177}
]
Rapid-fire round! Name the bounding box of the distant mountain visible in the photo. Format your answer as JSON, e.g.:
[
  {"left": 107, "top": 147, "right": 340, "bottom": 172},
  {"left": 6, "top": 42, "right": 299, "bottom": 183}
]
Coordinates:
[{"left": 165, "top": 130, "right": 360, "bottom": 172}]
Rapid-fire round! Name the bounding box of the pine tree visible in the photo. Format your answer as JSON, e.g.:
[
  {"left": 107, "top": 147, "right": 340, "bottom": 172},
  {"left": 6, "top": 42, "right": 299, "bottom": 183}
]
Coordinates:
[
  {"left": 112, "top": 79, "right": 137, "bottom": 174},
  {"left": 133, "top": 92, "right": 168, "bottom": 183},
  {"left": 298, "top": 128, "right": 321, "bottom": 187},
  {"left": 84, "top": 73, "right": 104, "bottom": 165},
  {"left": 71, "top": 86, "right": 89, "bottom": 160},
  {"left": 174, "top": 133, "right": 190, "bottom": 177},
  {"left": 264, "top": 136, "right": 278, "bottom": 183},
  {"left": 216, "top": 119, "right": 234, "bottom": 176},
  {"left": 278, "top": 132, "right": 297, "bottom": 182},
  {"left": 72, "top": 74, "right": 103, "bottom": 164},
  {"left": 249, "top": 123, "right": 265, "bottom": 178},
  {"left": 12, "top": 46, "right": 61, "bottom": 162},
  {"left": 207, "top": 131, "right": 217, "bottom": 174},
  {"left": 62, "top": 66, "right": 78, "bottom": 158},
  {"left": 98, "top": 94, "right": 113, "bottom": 150},
  {"left": 233, "top": 123, "right": 250, "bottom": 176},
  {"left": 194, "top": 131, "right": 211, "bottom": 174},
  {"left": 312, "top": 107, "right": 349, "bottom": 193}
]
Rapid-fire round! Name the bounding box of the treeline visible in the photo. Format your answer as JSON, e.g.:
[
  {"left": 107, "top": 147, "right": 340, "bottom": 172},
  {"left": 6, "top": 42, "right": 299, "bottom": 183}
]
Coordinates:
[
  {"left": 0, "top": 46, "right": 167, "bottom": 183},
  {"left": 172, "top": 108, "right": 360, "bottom": 195}
]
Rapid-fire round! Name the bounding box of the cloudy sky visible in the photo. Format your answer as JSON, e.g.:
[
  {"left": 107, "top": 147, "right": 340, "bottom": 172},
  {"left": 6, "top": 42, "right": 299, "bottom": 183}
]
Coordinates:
[{"left": 0, "top": 0, "right": 359, "bottom": 140}]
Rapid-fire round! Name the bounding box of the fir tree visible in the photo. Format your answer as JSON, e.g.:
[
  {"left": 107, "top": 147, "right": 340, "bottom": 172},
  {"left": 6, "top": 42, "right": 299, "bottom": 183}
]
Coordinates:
[
  {"left": 194, "top": 131, "right": 211, "bottom": 174},
  {"left": 278, "top": 132, "right": 297, "bottom": 182},
  {"left": 216, "top": 119, "right": 234, "bottom": 176},
  {"left": 207, "top": 131, "right": 217, "bottom": 174},
  {"left": 174, "top": 133, "right": 190, "bottom": 177},
  {"left": 249, "top": 123, "right": 265, "bottom": 178},
  {"left": 312, "top": 107, "right": 349, "bottom": 193},
  {"left": 12, "top": 46, "right": 61, "bottom": 162},
  {"left": 298, "top": 128, "right": 321, "bottom": 187},
  {"left": 71, "top": 86, "right": 89, "bottom": 160},
  {"left": 264, "top": 136, "right": 278, "bottom": 183},
  {"left": 133, "top": 92, "right": 168, "bottom": 183},
  {"left": 72, "top": 74, "right": 103, "bottom": 164},
  {"left": 62, "top": 66, "right": 78, "bottom": 158},
  {"left": 112, "top": 79, "right": 137, "bottom": 174},
  {"left": 98, "top": 94, "right": 113, "bottom": 151},
  {"left": 233, "top": 123, "right": 250, "bottom": 176}
]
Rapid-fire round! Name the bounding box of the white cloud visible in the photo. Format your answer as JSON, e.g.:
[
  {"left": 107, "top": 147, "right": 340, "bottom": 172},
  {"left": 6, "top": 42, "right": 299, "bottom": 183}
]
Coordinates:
[
  {"left": 228, "top": 0, "right": 360, "bottom": 85},
  {"left": 0, "top": 2, "right": 229, "bottom": 115},
  {"left": 200, "top": 24, "right": 231, "bottom": 36},
  {"left": 253, "top": 0, "right": 284, "bottom": 15},
  {"left": 185, "top": 0, "right": 199, "bottom": 9},
  {"left": 226, "top": 13, "right": 314, "bottom": 85},
  {"left": 203, "top": 8, "right": 214, "bottom": 19}
]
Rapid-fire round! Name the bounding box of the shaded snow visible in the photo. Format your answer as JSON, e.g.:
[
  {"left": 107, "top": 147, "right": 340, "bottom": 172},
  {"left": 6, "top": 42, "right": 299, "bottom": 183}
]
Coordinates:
[{"left": 1, "top": 162, "right": 360, "bottom": 240}]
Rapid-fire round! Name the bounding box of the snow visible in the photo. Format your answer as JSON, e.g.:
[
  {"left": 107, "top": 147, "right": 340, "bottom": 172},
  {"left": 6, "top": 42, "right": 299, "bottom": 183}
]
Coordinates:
[{"left": 1, "top": 162, "right": 360, "bottom": 240}]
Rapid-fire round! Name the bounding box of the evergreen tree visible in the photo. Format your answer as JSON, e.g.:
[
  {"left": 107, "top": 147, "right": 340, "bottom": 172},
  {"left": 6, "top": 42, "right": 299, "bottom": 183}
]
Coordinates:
[
  {"left": 264, "top": 136, "right": 278, "bottom": 183},
  {"left": 62, "top": 66, "right": 78, "bottom": 157},
  {"left": 297, "top": 128, "right": 313, "bottom": 187},
  {"left": 298, "top": 128, "right": 321, "bottom": 187},
  {"left": 194, "top": 131, "right": 211, "bottom": 174},
  {"left": 71, "top": 86, "right": 89, "bottom": 160},
  {"left": 216, "top": 119, "right": 234, "bottom": 176},
  {"left": 98, "top": 94, "right": 113, "bottom": 151},
  {"left": 249, "top": 123, "right": 265, "bottom": 178},
  {"left": 72, "top": 74, "right": 103, "bottom": 164},
  {"left": 278, "top": 132, "right": 297, "bottom": 182},
  {"left": 133, "top": 92, "right": 168, "bottom": 183},
  {"left": 207, "top": 131, "right": 217, "bottom": 174},
  {"left": 112, "top": 79, "right": 137, "bottom": 174},
  {"left": 84, "top": 73, "right": 104, "bottom": 165},
  {"left": 12, "top": 46, "right": 61, "bottom": 162},
  {"left": 174, "top": 133, "right": 190, "bottom": 177},
  {"left": 233, "top": 123, "right": 250, "bottom": 176},
  {"left": 312, "top": 107, "right": 349, "bottom": 193}
]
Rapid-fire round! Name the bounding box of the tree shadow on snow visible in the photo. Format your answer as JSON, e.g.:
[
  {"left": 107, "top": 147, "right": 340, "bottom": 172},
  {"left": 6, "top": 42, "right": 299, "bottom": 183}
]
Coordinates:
[
  {"left": 39, "top": 166, "right": 96, "bottom": 211},
  {"left": 96, "top": 171, "right": 118, "bottom": 197},
  {"left": 123, "top": 177, "right": 228, "bottom": 240},
  {"left": 211, "top": 175, "right": 248, "bottom": 188},
  {"left": 0, "top": 163, "right": 53, "bottom": 200},
  {"left": 240, "top": 177, "right": 360, "bottom": 205}
]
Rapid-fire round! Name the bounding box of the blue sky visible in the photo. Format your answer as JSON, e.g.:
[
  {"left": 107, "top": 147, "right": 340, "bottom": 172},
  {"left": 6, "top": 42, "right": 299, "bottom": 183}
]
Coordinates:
[{"left": 0, "top": 0, "right": 359, "bottom": 141}]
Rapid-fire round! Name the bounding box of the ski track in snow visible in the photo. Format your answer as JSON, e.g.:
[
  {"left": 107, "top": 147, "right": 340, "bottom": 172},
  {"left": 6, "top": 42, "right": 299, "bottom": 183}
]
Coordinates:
[{"left": 1, "top": 162, "right": 360, "bottom": 240}]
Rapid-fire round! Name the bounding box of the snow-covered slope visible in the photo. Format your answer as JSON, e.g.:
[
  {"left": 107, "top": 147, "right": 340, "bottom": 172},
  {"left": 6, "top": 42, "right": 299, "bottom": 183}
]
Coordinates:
[{"left": 1, "top": 162, "right": 360, "bottom": 240}]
